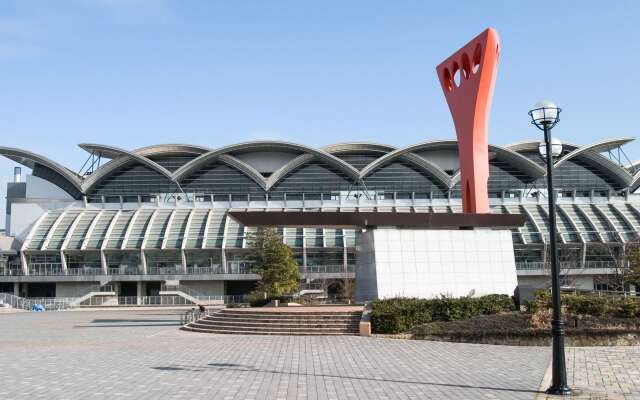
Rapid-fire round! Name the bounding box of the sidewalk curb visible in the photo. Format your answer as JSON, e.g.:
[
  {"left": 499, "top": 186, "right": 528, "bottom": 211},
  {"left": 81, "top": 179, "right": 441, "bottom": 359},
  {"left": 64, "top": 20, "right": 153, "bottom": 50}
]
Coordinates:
[{"left": 535, "top": 361, "right": 554, "bottom": 400}]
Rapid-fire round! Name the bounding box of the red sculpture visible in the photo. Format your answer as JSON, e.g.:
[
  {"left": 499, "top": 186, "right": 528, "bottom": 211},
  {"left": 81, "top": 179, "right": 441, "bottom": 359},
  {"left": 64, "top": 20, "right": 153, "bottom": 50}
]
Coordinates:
[{"left": 436, "top": 28, "right": 500, "bottom": 214}]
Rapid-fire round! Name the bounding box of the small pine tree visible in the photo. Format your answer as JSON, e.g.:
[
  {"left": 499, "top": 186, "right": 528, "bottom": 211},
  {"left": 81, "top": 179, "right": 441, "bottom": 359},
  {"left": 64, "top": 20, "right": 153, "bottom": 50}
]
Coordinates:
[{"left": 247, "top": 227, "right": 300, "bottom": 298}]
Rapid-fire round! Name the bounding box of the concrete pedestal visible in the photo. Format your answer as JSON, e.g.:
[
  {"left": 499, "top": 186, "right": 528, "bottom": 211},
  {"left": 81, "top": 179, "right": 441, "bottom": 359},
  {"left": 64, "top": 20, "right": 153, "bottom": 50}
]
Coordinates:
[{"left": 355, "top": 228, "right": 518, "bottom": 301}]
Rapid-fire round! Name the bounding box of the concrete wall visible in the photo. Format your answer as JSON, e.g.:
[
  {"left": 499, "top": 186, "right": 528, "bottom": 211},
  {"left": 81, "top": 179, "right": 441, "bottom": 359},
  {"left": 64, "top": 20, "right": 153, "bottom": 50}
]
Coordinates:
[
  {"left": 517, "top": 275, "right": 594, "bottom": 291},
  {"left": 26, "top": 175, "right": 74, "bottom": 200},
  {"left": 355, "top": 228, "right": 519, "bottom": 301},
  {"left": 181, "top": 281, "right": 224, "bottom": 296},
  {"left": 9, "top": 200, "right": 78, "bottom": 239},
  {"left": 56, "top": 282, "right": 96, "bottom": 297}
]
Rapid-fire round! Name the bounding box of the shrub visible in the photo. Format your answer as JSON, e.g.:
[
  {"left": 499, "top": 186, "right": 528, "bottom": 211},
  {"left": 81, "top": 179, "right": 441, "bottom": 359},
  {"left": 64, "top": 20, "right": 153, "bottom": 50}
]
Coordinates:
[
  {"left": 370, "top": 295, "right": 514, "bottom": 334},
  {"left": 615, "top": 298, "right": 638, "bottom": 318},
  {"left": 563, "top": 295, "right": 607, "bottom": 317}
]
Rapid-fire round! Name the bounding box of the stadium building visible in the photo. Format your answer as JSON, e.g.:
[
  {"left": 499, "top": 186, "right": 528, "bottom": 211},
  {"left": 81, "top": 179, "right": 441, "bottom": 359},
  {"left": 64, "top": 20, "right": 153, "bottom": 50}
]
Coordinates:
[{"left": 0, "top": 138, "right": 639, "bottom": 304}]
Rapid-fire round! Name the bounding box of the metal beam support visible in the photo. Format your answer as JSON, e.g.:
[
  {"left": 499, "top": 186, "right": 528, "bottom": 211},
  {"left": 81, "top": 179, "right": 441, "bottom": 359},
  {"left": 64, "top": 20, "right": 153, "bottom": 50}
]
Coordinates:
[
  {"left": 521, "top": 205, "right": 547, "bottom": 245},
  {"left": 593, "top": 204, "right": 625, "bottom": 243},
  {"left": 120, "top": 209, "right": 141, "bottom": 250},
  {"left": 41, "top": 212, "right": 66, "bottom": 251},
  {"left": 60, "top": 211, "right": 85, "bottom": 274},
  {"left": 221, "top": 214, "right": 230, "bottom": 272},
  {"left": 20, "top": 211, "right": 50, "bottom": 275},
  {"left": 502, "top": 206, "right": 527, "bottom": 244},
  {"left": 140, "top": 210, "right": 158, "bottom": 274},
  {"left": 100, "top": 210, "right": 122, "bottom": 274},
  {"left": 201, "top": 209, "right": 213, "bottom": 249},
  {"left": 81, "top": 210, "right": 103, "bottom": 250},
  {"left": 160, "top": 209, "right": 177, "bottom": 250}
]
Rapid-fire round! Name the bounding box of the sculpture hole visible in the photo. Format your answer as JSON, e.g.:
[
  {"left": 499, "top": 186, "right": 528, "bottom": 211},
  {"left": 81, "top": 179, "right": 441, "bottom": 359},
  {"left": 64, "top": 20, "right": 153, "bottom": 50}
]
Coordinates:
[
  {"left": 461, "top": 53, "right": 471, "bottom": 79},
  {"left": 443, "top": 68, "right": 453, "bottom": 91},
  {"left": 452, "top": 62, "right": 460, "bottom": 87},
  {"left": 472, "top": 43, "right": 482, "bottom": 74}
]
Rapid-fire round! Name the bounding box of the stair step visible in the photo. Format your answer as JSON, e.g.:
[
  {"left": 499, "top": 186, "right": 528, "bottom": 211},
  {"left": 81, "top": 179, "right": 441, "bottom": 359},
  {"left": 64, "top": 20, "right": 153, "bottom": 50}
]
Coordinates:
[
  {"left": 195, "top": 321, "right": 359, "bottom": 329},
  {"left": 204, "top": 316, "right": 359, "bottom": 323},
  {"left": 188, "top": 322, "right": 356, "bottom": 331},
  {"left": 181, "top": 326, "right": 357, "bottom": 336}
]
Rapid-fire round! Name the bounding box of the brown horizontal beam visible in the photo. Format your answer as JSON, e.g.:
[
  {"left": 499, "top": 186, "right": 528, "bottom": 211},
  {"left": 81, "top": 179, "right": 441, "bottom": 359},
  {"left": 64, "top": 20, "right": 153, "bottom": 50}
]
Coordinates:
[{"left": 228, "top": 211, "right": 526, "bottom": 229}]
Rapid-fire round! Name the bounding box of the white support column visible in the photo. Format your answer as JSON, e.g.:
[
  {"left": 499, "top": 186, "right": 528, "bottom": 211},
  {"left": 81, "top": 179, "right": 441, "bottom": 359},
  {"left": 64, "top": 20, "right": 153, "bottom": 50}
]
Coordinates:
[
  {"left": 521, "top": 205, "right": 547, "bottom": 245},
  {"left": 181, "top": 209, "right": 195, "bottom": 273},
  {"left": 502, "top": 206, "right": 527, "bottom": 245},
  {"left": 81, "top": 211, "right": 103, "bottom": 250},
  {"left": 201, "top": 209, "right": 213, "bottom": 250},
  {"left": 13, "top": 282, "right": 19, "bottom": 296},
  {"left": 20, "top": 211, "right": 49, "bottom": 275},
  {"left": 556, "top": 205, "right": 585, "bottom": 246},
  {"left": 574, "top": 204, "right": 605, "bottom": 243},
  {"left": 120, "top": 209, "right": 141, "bottom": 250},
  {"left": 101, "top": 210, "right": 122, "bottom": 274},
  {"left": 302, "top": 228, "right": 308, "bottom": 268},
  {"left": 593, "top": 204, "right": 624, "bottom": 243},
  {"left": 140, "top": 210, "right": 158, "bottom": 275},
  {"left": 60, "top": 212, "right": 84, "bottom": 275},
  {"left": 539, "top": 205, "right": 567, "bottom": 244},
  {"left": 160, "top": 209, "right": 177, "bottom": 250},
  {"left": 611, "top": 204, "right": 638, "bottom": 238},
  {"left": 221, "top": 214, "right": 230, "bottom": 272},
  {"left": 41, "top": 212, "right": 66, "bottom": 251},
  {"left": 342, "top": 228, "right": 348, "bottom": 273},
  {"left": 136, "top": 281, "right": 142, "bottom": 305}
]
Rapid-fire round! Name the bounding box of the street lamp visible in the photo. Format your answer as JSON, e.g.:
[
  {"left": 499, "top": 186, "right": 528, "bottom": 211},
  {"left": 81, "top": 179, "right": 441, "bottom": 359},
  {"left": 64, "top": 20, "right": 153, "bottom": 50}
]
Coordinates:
[{"left": 528, "top": 99, "right": 571, "bottom": 395}]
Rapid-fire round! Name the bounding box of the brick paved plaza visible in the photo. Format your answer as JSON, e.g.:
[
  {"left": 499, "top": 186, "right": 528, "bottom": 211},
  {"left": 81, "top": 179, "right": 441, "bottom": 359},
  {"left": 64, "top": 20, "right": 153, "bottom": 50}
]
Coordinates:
[{"left": 1, "top": 310, "right": 639, "bottom": 399}]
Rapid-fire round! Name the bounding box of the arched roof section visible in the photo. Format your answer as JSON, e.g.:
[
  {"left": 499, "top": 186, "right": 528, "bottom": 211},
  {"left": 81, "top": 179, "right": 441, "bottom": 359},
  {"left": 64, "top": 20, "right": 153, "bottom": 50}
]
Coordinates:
[
  {"left": 266, "top": 154, "right": 314, "bottom": 190},
  {"left": 0, "top": 146, "right": 83, "bottom": 193},
  {"left": 133, "top": 144, "right": 211, "bottom": 157},
  {"left": 218, "top": 154, "right": 267, "bottom": 190},
  {"left": 630, "top": 172, "right": 640, "bottom": 192},
  {"left": 173, "top": 141, "right": 360, "bottom": 183},
  {"left": 80, "top": 144, "right": 176, "bottom": 193},
  {"left": 451, "top": 144, "right": 547, "bottom": 185},
  {"left": 321, "top": 142, "right": 396, "bottom": 154},
  {"left": 359, "top": 141, "right": 459, "bottom": 188},
  {"left": 553, "top": 138, "right": 634, "bottom": 187}
]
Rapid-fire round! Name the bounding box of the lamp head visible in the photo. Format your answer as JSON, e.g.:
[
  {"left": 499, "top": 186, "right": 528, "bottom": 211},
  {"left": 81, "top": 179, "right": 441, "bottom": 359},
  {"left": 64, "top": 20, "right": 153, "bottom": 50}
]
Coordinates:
[
  {"left": 539, "top": 137, "right": 563, "bottom": 159},
  {"left": 529, "top": 99, "right": 561, "bottom": 130}
]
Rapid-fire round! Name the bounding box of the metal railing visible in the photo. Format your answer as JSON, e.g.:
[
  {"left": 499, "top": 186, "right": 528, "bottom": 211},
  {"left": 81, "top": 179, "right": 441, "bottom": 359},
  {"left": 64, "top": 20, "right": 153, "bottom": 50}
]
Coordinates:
[
  {"left": 181, "top": 308, "right": 217, "bottom": 325},
  {"left": 0, "top": 293, "right": 76, "bottom": 311},
  {"left": 299, "top": 265, "right": 355, "bottom": 274},
  {"left": 516, "top": 260, "right": 624, "bottom": 271}
]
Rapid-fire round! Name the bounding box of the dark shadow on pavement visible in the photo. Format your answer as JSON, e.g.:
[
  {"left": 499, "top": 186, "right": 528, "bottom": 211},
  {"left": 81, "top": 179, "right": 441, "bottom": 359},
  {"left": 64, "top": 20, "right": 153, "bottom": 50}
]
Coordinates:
[
  {"left": 74, "top": 323, "right": 179, "bottom": 328},
  {"left": 150, "top": 363, "right": 544, "bottom": 395}
]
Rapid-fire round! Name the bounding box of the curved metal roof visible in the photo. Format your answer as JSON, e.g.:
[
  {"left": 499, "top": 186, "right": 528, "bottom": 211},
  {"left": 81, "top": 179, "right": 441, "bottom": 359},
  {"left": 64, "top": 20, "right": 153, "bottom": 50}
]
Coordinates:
[
  {"left": 133, "top": 144, "right": 211, "bottom": 157},
  {"left": 450, "top": 144, "right": 547, "bottom": 186},
  {"left": 79, "top": 144, "right": 177, "bottom": 193},
  {"left": 359, "top": 141, "right": 454, "bottom": 188},
  {"left": 321, "top": 142, "right": 396, "bottom": 154},
  {"left": 172, "top": 141, "right": 361, "bottom": 183},
  {"left": 0, "top": 146, "right": 83, "bottom": 192},
  {"left": 1, "top": 138, "right": 637, "bottom": 197},
  {"left": 553, "top": 139, "right": 635, "bottom": 187}
]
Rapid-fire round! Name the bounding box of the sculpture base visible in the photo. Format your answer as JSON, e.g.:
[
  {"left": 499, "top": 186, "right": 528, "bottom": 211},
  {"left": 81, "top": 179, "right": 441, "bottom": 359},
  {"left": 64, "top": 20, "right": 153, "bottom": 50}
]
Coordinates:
[{"left": 355, "top": 228, "right": 518, "bottom": 301}]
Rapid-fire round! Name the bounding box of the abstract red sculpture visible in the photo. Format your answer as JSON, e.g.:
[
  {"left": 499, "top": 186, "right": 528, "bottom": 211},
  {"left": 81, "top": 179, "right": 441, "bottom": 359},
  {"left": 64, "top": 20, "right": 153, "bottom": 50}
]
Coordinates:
[{"left": 436, "top": 28, "right": 500, "bottom": 214}]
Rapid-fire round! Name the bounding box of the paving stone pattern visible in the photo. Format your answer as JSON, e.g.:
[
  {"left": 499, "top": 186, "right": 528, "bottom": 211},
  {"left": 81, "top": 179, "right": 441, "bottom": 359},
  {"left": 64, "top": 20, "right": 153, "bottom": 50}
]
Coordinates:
[
  {"left": 0, "top": 310, "right": 550, "bottom": 399},
  {"left": 565, "top": 347, "right": 640, "bottom": 399}
]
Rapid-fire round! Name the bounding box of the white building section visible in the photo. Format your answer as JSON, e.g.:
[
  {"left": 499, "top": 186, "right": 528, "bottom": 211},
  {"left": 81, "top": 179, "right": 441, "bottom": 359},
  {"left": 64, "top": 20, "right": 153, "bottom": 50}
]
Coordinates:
[{"left": 356, "top": 228, "right": 518, "bottom": 300}]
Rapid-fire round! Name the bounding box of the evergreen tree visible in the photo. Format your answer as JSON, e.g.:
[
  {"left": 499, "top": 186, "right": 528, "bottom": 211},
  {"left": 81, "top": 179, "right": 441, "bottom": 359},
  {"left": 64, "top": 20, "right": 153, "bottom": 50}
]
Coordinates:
[{"left": 248, "top": 227, "right": 300, "bottom": 298}]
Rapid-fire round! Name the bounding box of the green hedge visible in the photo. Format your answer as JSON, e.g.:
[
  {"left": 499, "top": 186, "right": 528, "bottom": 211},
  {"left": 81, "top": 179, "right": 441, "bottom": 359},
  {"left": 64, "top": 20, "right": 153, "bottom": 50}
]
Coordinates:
[
  {"left": 371, "top": 295, "right": 515, "bottom": 334},
  {"left": 526, "top": 290, "right": 640, "bottom": 318}
]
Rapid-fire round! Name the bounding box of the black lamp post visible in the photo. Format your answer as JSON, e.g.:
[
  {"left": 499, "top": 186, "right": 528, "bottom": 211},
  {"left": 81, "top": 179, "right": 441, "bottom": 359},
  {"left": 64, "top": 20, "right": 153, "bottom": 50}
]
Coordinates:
[{"left": 528, "top": 99, "right": 571, "bottom": 395}]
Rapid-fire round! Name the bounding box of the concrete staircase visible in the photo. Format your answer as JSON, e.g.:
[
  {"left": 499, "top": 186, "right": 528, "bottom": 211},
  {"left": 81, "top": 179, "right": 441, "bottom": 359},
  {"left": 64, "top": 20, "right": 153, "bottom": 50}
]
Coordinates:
[{"left": 182, "top": 308, "right": 362, "bottom": 335}]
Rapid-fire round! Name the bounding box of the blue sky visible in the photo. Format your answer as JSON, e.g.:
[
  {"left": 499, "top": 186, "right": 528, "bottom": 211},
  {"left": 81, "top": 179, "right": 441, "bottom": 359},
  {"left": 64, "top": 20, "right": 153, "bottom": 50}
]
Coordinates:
[{"left": 1, "top": 1, "right": 639, "bottom": 225}]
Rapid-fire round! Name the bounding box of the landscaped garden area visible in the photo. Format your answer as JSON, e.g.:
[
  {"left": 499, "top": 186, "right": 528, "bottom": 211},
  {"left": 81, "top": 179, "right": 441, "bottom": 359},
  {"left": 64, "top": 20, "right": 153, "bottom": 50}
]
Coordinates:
[{"left": 370, "top": 292, "right": 640, "bottom": 345}]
